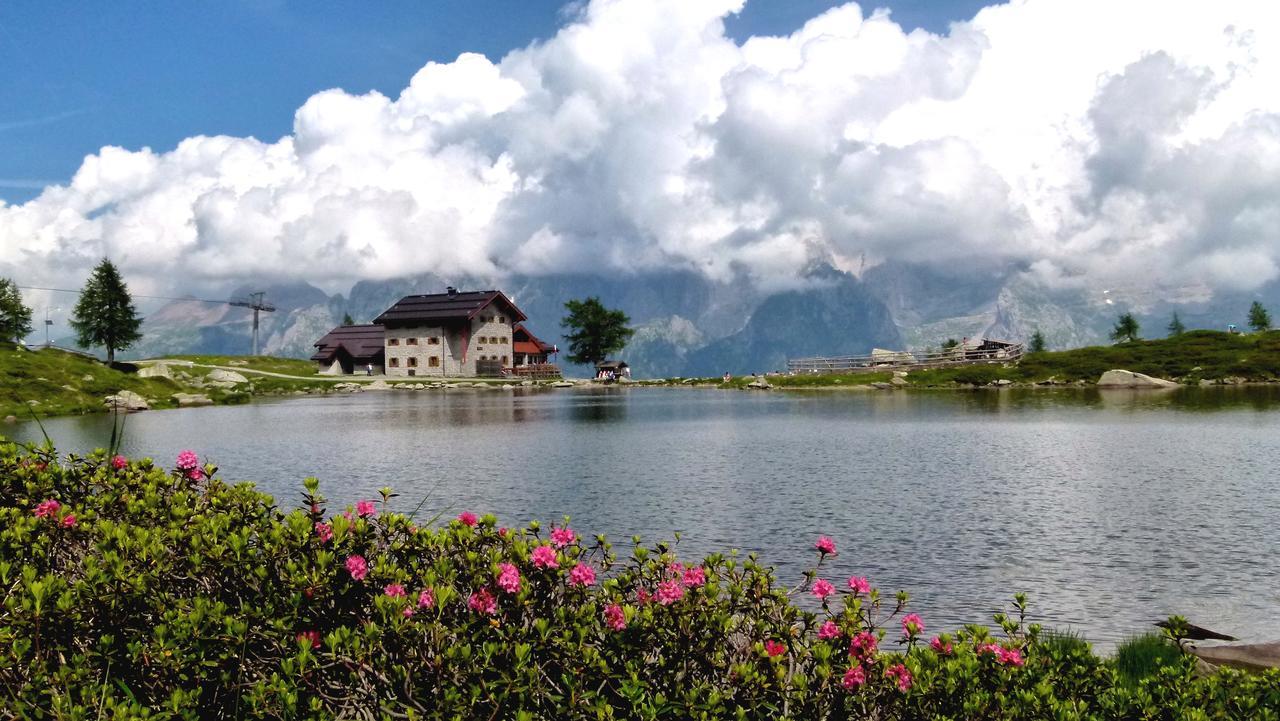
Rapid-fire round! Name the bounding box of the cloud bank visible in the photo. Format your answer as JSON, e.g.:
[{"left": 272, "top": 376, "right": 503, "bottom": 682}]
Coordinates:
[{"left": 3, "top": 0, "right": 1279, "bottom": 298}]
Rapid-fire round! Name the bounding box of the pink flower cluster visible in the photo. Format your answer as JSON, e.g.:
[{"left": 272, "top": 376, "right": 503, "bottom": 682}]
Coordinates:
[
  {"left": 764, "top": 639, "right": 786, "bottom": 657},
  {"left": 885, "top": 663, "right": 913, "bottom": 691},
  {"left": 345, "top": 555, "right": 368, "bottom": 581},
  {"left": 468, "top": 588, "right": 497, "bottom": 615},
  {"left": 417, "top": 588, "right": 435, "bottom": 609},
  {"left": 497, "top": 563, "right": 521, "bottom": 593},
  {"left": 656, "top": 579, "right": 685, "bottom": 605},
  {"left": 818, "top": 621, "right": 841, "bottom": 640},
  {"left": 111, "top": 455, "right": 128, "bottom": 470},
  {"left": 457, "top": 511, "right": 478, "bottom": 527},
  {"left": 176, "top": 450, "right": 203, "bottom": 479},
  {"left": 568, "top": 563, "right": 596, "bottom": 587},
  {"left": 930, "top": 636, "right": 953, "bottom": 655},
  {"left": 847, "top": 576, "right": 871, "bottom": 595},
  {"left": 841, "top": 665, "right": 866, "bottom": 690},
  {"left": 812, "top": 578, "right": 835, "bottom": 600},
  {"left": 603, "top": 603, "right": 626, "bottom": 631},
  {"left": 33, "top": 499, "right": 60, "bottom": 518},
  {"left": 814, "top": 536, "right": 837, "bottom": 555},
  {"left": 355, "top": 500, "right": 376, "bottom": 517},
  {"left": 297, "top": 630, "right": 321, "bottom": 649},
  {"left": 531, "top": 545, "right": 558, "bottom": 569},
  {"left": 681, "top": 566, "right": 706, "bottom": 588},
  {"left": 980, "top": 643, "right": 1026, "bottom": 666},
  {"left": 849, "top": 631, "right": 878, "bottom": 658},
  {"left": 901, "top": 613, "right": 925, "bottom": 636},
  {"left": 384, "top": 583, "right": 406, "bottom": 598},
  {"left": 315, "top": 522, "right": 333, "bottom": 543},
  {"left": 550, "top": 526, "right": 577, "bottom": 548}
]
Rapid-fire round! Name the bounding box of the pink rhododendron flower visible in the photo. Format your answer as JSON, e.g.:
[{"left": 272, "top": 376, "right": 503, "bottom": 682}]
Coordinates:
[
  {"left": 842, "top": 665, "right": 866, "bottom": 690},
  {"left": 682, "top": 566, "right": 706, "bottom": 588},
  {"left": 764, "top": 640, "right": 786, "bottom": 657},
  {"left": 315, "top": 522, "right": 333, "bottom": 543},
  {"left": 497, "top": 563, "right": 521, "bottom": 594},
  {"left": 1000, "top": 647, "right": 1025, "bottom": 666},
  {"left": 467, "top": 588, "right": 497, "bottom": 615},
  {"left": 930, "top": 636, "right": 953, "bottom": 655},
  {"left": 457, "top": 511, "right": 477, "bottom": 527},
  {"left": 550, "top": 526, "right": 577, "bottom": 548},
  {"left": 636, "top": 588, "right": 652, "bottom": 605},
  {"left": 355, "top": 500, "right": 376, "bottom": 517},
  {"left": 62, "top": 514, "right": 76, "bottom": 527},
  {"left": 176, "top": 450, "right": 199, "bottom": 471},
  {"left": 402, "top": 607, "right": 415, "bottom": 618},
  {"left": 812, "top": 579, "right": 836, "bottom": 599},
  {"left": 818, "top": 621, "right": 841, "bottom": 640},
  {"left": 568, "top": 563, "right": 596, "bottom": 587},
  {"left": 498, "top": 527, "right": 508, "bottom": 537},
  {"left": 815, "top": 536, "right": 837, "bottom": 555},
  {"left": 417, "top": 588, "right": 435, "bottom": 609},
  {"left": 886, "top": 663, "right": 913, "bottom": 691},
  {"left": 849, "top": 631, "right": 878, "bottom": 658},
  {"left": 847, "top": 576, "right": 871, "bottom": 594},
  {"left": 656, "top": 579, "right": 685, "bottom": 605},
  {"left": 297, "top": 630, "right": 321, "bottom": 649},
  {"left": 345, "top": 555, "right": 368, "bottom": 581},
  {"left": 33, "top": 499, "right": 60, "bottom": 518},
  {"left": 901, "top": 613, "right": 925, "bottom": 635},
  {"left": 384, "top": 583, "right": 406, "bottom": 598},
  {"left": 530, "top": 545, "right": 559, "bottom": 569},
  {"left": 111, "top": 455, "right": 127, "bottom": 470},
  {"left": 604, "top": 603, "right": 626, "bottom": 631}
]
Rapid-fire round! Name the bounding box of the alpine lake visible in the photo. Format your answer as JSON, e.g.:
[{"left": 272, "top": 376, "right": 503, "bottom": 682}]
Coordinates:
[{"left": 10, "top": 385, "right": 1280, "bottom": 651}]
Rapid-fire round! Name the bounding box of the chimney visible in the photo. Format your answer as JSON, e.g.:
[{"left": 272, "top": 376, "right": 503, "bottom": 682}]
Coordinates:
[{"left": 446, "top": 286, "right": 457, "bottom": 296}]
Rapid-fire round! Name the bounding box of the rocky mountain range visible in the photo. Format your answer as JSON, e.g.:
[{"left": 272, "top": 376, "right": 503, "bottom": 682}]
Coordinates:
[{"left": 121, "top": 263, "right": 1280, "bottom": 378}]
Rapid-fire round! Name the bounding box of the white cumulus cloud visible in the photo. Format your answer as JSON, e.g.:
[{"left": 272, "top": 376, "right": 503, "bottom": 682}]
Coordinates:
[{"left": 3, "top": 0, "right": 1280, "bottom": 299}]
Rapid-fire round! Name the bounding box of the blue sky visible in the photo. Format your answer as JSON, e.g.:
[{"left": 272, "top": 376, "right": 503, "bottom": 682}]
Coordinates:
[{"left": 0, "top": 0, "right": 991, "bottom": 204}]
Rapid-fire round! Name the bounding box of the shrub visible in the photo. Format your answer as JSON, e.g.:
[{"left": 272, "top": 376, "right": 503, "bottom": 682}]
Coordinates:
[
  {"left": 1115, "top": 632, "right": 1183, "bottom": 685},
  {"left": 2, "top": 438, "right": 1278, "bottom": 719}
]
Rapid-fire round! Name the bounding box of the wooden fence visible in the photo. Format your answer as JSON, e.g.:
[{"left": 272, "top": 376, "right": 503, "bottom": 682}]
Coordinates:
[
  {"left": 510, "top": 363, "right": 563, "bottom": 379},
  {"left": 787, "top": 344, "right": 1024, "bottom": 374}
]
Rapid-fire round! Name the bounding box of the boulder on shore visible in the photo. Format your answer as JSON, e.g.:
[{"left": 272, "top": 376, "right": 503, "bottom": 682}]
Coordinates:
[
  {"left": 1096, "top": 369, "right": 1178, "bottom": 388},
  {"left": 104, "top": 390, "right": 150, "bottom": 411},
  {"left": 207, "top": 369, "right": 249, "bottom": 385},
  {"left": 746, "top": 378, "right": 772, "bottom": 389},
  {"left": 138, "top": 363, "right": 172, "bottom": 379},
  {"left": 171, "top": 393, "right": 213, "bottom": 407},
  {"left": 1190, "top": 641, "right": 1280, "bottom": 672}
]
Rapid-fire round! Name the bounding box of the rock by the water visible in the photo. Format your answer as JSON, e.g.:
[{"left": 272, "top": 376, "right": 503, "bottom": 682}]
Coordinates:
[
  {"left": 104, "top": 390, "right": 150, "bottom": 411},
  {"left": 746, "top": 378, "right": 772, "bottom": 389},
  {"left": 3, "top": 415, "right": 16, "bottom": 424},
  {"left": 1096, "top": 369, "right": 1178, "bottom": 388},
  {"left": 138, "top": 363, "right": 172, "bottom": 379},
  {"left": 890, "top": 376, "right": 908, "bottom": 387},
  {"left": 366, "top": 380, "right": 391, "bottom": 390},
  {"left": 1190, "top": 641, "right": 1280, "bottom": 672},
  {"left": 81, "top": 374, "right": 94, "bottom": 382},
  {"left": 870, "top": 382, "right": 894, "bottom": 390},
  {"left": 991, "top": 379, "right": 1013, "bottom": 387},
  {"left": 550, "top": 381, "right": 575, "bottom": 388},
  {"left": 207, "top": 369, "right": 249, "bottom": 384},
  {"left": 171, "top": 393, "right": 213, "bottom": 407}
]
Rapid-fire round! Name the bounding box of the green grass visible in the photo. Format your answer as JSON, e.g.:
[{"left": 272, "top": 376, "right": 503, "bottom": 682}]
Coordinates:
[{"left": 1114, "top": 633, "right": 1183, "bottom": 685}]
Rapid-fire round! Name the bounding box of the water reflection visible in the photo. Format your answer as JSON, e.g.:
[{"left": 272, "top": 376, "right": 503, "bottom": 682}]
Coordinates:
[{"left": 7, "top": 385, "right": 1280, "bottom": 650}]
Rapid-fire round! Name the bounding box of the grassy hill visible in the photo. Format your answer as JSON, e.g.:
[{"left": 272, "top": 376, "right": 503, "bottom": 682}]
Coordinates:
[
  {"left": 716, "top": 330, "right": 1280, "bottom": 388},
  {"left": 0, "top": 346, "right": 322, "bottom": 419}
]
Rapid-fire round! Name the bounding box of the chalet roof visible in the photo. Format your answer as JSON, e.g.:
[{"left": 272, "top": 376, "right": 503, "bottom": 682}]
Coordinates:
[
  {"left": 373, "top": 290, "right": 527, "bottom": 326},
  {"left": 311, "top": 324, "right": 386, "bottom": 362},
  {"left": 512, "top": 324, "right": 556, "bottom": 355},
  {"left": 595, "top": 360, "right": 629, "bottom": 370}
]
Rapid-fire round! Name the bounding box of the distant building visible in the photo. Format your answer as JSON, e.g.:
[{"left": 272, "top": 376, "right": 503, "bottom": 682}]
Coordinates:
[
  {"left": 595, "top": 360, "right": 630, "bottom": 380},
  {"left": 311, "top": 324, "right": 386, "bottom": 375},
  {"left": 372, "top": 287, "right": 527, "bottom": 378},
  {"left": 512, "top": 324, "right": 557, "bottom": 366}
]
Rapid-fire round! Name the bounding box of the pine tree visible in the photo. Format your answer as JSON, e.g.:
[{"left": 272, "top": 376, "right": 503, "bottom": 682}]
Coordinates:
[
  {"left": 70, "top": 259, "right": 143, "bottom": 363},
  {"left": 1167, "top": 312, "right": 1185, "bottom": 337},
  {"left": 0, "top": 277, "right": 33, "bottom": 343},
  {"left": 1110, "top": 313, "right": 1140, "bottom": 344},
  {"left": 1028, "top": 330, "right": 1046, "bottom": 353},
  {"left": 342, "top": 313, "right": 355, "bottom": 326},
  {"left": 561, "top": 297, "right": 634, "bottom": 366},
  {"left": 1248, "top": 301, "right": 1271, "bottom": 332}
]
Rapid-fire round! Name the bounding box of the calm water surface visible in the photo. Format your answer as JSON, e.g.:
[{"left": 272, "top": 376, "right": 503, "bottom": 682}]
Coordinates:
[{"left": 10, "top": 387, "right": 1280, "bottom": 649}]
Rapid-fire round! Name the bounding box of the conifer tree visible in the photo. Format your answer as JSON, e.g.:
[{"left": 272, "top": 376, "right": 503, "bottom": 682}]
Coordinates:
[
  {"left": 70, "top": 259, "right": 143, "bottom": 363},
  {"left": 0, "top": 277, "right": 33, "bottom": 344},
  {"left": 1248, "top": 301, "right": 1271, "bottom": 332},
  {"left": 1029, "top": 330, "right": 1046, "bottom": 353},
  {"left": 1167, "top": 312, "right": 1185, "bottom": 337},
  {"left": 1110, "top": 313, "right": 1140, "bottom": 344}
]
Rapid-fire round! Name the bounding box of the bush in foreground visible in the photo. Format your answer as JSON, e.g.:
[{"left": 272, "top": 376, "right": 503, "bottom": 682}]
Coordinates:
[{"left": 2, "top": 439, "right": 1278, "bottom": 719}]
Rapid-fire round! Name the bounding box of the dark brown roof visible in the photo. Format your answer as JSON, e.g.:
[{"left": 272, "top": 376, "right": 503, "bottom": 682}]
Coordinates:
[
  {"left": 595, "top": 360, "right": 629, "bottom": 369},
  {"left": 372, "top": 290, "right": 527, "bottom": 326},
  {"left": 311, "top": 324, "right": 386, "bottom": 362}
]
